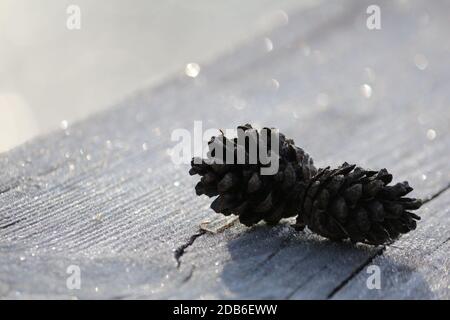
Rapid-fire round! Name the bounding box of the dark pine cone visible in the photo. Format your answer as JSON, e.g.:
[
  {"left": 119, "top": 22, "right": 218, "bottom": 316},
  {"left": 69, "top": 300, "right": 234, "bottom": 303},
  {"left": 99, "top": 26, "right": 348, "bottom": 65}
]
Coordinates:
[
  {"left": 295, "top": 163, "right": 422, "bottom": 245},
  {"left": 189, "top": 124, "right": 317, "bottom": 226}
]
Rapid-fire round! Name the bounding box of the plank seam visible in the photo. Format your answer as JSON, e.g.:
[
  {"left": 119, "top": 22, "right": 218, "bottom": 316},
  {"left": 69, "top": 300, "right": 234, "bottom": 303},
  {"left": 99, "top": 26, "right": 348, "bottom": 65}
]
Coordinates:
[
  {"left": 423, "top": 182, "right": 450, "bottom": 203},
  {"left": 326, "top": 247, "right": 385, "bottom": 299},
  {"left": 326, "top": 182, "right": 450, "bottom": 299},
  {"left": 285, "top": 265, "right": 328, "bottom": 299}
]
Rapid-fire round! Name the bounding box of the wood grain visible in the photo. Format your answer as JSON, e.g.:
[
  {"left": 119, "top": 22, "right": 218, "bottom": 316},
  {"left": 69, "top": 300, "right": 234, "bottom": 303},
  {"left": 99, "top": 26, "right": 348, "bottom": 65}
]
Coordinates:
[{"left": 0, "top": 0, "right": 449, "bottom": 299}]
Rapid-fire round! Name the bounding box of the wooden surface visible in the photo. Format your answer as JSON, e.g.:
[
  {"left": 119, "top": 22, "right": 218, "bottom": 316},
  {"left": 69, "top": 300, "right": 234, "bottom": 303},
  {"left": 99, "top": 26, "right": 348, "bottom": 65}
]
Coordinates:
[{"left": 0, "top": 0, "right": 449, "bottom": 299}]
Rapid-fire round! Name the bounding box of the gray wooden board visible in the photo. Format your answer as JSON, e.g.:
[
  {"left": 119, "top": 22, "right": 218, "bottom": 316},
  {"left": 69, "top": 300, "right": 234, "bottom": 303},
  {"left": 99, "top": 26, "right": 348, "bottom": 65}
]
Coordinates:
[{"left": 0, "top": 0, "right": 449, "bottom": 299}]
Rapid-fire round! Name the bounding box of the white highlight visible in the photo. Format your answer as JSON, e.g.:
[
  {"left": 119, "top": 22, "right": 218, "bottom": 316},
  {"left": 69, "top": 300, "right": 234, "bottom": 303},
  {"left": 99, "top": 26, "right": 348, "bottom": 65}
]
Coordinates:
[{"left": 185, "top": 63, "right": 201, "bottom": 78}]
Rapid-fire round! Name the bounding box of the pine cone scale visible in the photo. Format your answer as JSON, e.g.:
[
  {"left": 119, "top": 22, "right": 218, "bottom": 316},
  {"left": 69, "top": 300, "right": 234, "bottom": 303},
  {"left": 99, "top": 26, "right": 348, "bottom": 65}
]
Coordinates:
[
  {"left": 296, "top": 163, "right": 422, "bottom": 245},
  {"left": 190, "top": 124, "right": 317, "bottom": 226},
  {"left": 190, "top": 124, "right": 422, "bottom": 246}
]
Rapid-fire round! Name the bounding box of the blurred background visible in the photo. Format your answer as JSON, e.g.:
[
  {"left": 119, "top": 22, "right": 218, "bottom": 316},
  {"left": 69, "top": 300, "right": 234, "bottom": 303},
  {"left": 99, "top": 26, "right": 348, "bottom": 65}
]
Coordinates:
[
  {"left": 0, "top": 0, "right": 449, "bottom": 300},
  {"left": 0, "top": 0, "right": 319, "bottom": 152}
]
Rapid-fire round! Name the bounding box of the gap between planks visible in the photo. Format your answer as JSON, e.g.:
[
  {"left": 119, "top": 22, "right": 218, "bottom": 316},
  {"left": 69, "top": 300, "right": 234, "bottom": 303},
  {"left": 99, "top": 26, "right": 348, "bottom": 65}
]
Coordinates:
[{"left": 173, "top": 181, "right": 450, "bottom": 298}]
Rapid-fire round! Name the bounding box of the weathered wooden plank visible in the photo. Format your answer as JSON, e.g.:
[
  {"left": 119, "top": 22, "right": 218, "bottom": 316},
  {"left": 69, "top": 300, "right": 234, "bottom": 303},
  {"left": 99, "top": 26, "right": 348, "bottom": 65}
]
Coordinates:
[
  {"left": 331, "top": 190, "right": 449, "bottom": 299},
  {"left": 169, "top": 0, "right": 450, "bottom": 299},
  {"left": 0, "top": 0, "right": 449, "bottom": 299}
]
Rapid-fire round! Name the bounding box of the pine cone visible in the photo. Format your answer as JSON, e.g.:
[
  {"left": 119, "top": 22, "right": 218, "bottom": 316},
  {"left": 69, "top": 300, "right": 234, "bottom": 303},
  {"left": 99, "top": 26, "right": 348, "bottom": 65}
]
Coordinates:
[
  {"left": 189, "top": 124, "right": 317, "bottom": 226},
  {"left": 295, "top": 163, "right": 422, "bottom": 245}
]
